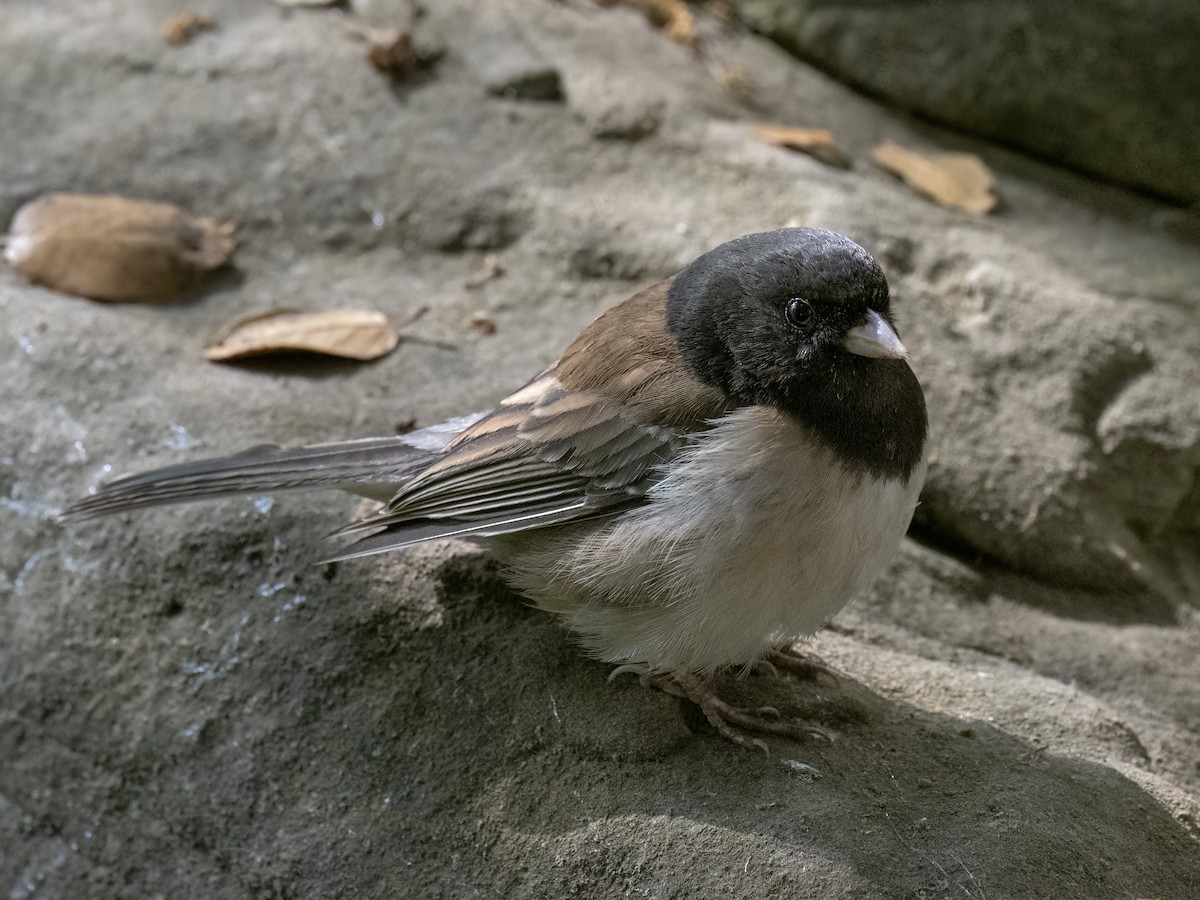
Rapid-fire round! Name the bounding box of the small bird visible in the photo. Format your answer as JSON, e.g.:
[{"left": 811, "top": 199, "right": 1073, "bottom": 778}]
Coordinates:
[{"left": 64, "top": 228, "right": 928, "bottom": 748}]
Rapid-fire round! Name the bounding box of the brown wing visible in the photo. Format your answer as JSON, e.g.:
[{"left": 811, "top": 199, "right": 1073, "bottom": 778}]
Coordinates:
[
  {"left": 329, "top": 283, "right": 728, "bottom": 560},
  {"left": 553, "top": 281, "right": 729, "bottom": 428}
]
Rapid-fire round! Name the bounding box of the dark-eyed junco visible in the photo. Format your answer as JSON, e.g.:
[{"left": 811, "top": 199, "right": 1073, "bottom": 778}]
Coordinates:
[{"left": 64, "top": 228, "right": 928, "bottom": 748}]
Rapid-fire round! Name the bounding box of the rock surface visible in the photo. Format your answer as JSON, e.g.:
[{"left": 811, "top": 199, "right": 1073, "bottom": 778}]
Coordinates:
[
  {"left": 729, "top": 0, "right": 1200, "bottom": 204},
  {"left": 2, "top": 1, "right": 1199, "bottom": 898}
]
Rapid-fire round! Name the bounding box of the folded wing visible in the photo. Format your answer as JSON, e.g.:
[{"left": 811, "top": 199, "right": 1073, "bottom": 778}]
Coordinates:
[{"left": 328, "top": 372, "right": 684, "bottom": 559}]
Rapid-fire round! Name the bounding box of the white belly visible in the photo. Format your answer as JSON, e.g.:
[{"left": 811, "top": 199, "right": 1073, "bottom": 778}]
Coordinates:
[{"left": 498, "top": 406, "right": 927, "bottom": 675}]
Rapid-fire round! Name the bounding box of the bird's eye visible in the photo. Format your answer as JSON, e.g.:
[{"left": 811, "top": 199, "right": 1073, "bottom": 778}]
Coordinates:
[{"left": 785, "top": 297, "right": 814, "bottom": 329}]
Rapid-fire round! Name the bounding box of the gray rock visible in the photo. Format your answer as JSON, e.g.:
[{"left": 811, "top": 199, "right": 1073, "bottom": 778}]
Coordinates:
[
  {"left": 545, "top": 3, "right": 735, "bottom": 141},
  {"left": 900, "top": 242, "right": 1200, "bottom": 603},
  {"left": 728, "top": 0, "right": 1200, "bottom": 203},
  {"left": 2, "top": 0, "right": 1199, "bottom": 897}
]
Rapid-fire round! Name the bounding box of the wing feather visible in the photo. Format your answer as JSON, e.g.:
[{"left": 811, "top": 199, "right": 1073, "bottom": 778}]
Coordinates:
[{"left": 330, "top": 371, "right": 685, "bottom": 554}]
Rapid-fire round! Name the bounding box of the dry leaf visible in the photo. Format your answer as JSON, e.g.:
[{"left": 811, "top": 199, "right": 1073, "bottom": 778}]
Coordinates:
[
  {"left": 344, "top": 23, "right": 442, "bottom": 79},
  {"left": 468, "top": 311, "right": 497, "bottom": 335},
  {"left": 205, "top": 309, "right": 400, "bottom": 362},
  {"left": 163, "top": 12, "right": 217, "bottom": 46},
  {"left": 872, "top": 140, "right": 997, "bottom": 214},
  {"left": 656, "top": 0, "right": 696, "bottom": 48},
  {"left": 754, "top": 124, "right": 851, "bottom": 169},
  {"left": 273, "top": 0, "right": 345, "bottom": 7},
  {"left": 4, "top": 193, "right": 236, "bottom": 303},
  {"left": 367, "top": 32, "right": 420, "bottom": 78}
]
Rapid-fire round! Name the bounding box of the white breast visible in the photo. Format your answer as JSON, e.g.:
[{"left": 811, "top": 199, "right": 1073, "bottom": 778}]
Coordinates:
[{"left": 499, "top": 406, "right": 927, "bottom": 676}]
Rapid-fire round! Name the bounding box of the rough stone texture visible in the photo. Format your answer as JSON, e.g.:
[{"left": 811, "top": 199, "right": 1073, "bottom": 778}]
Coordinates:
[
  {"left": 463, "top": 27, "right": 564, "bottom": 102},
  {"left": 904, "top": 238, "right": 1200, "bottom": 603},
  {"left": 2, "top": 1, "right": 1199, "bottom": 898},
  {"left": 728, "top": 0, "right": 1200, "bottom": 204}
]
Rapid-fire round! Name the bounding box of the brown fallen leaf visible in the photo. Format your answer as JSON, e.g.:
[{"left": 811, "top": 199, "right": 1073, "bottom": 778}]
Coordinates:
[
  {"left": 344, "top": 22, "right": 442, "bottom": 79},
  {"left": 753, "top": 124, "right": 851, "bottom": 169},
  {"left": 163, "top": 12, "right": 217, "bottom": 46},
  {"left": 4, "top": 193, "right": 236, "bottom": 303},
  {"left": 655, "top": 0, "right": 696, "bottom": 48},
  {"left": 273, "top": 0, "right": 345, "bottom": 7},
  {"left": 205, "top": 309, "right": 402, "bottom": 362},
  {"left": 871, "top": 140, "right": 997, "bottom": 214},
  {"left": 468, "top": 311, "right": 497, "bottom": 335}
]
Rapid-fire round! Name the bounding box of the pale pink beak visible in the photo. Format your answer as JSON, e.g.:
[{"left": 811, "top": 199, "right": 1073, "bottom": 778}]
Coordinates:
[{"left": 844, "top": 309, "right": 908, "bottom": 359}]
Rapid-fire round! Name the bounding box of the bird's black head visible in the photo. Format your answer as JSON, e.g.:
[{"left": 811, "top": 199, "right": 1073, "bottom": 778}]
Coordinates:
[{"left": 667, "top": 227, "right": 927, "bottom": 480}]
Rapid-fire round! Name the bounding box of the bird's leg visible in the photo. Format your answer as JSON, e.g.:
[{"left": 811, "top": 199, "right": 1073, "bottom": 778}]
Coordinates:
[
  {"left": 647, "top": 672, "right": 833, "bottom": 750},
  {"left": 762, "top": 644, "right": 837, "bottom": 683}
]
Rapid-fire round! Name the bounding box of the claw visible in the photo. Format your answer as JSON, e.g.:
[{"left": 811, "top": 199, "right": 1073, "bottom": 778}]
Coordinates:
[
  {"left": 804, "top": 723, "right": 836, "bottom": 743},
  {"left": 607, "top": 663, "right": 650, "bottom": 682},
  {"left": 755, "top": 660, "right": 781, "bottom": 679}
]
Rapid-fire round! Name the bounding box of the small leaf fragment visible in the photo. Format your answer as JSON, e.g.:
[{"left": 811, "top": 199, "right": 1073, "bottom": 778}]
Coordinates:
[
  {"left": 654, "top": 0, "right": 696, "bottom": 48},
  {"left": 273, "top": 0, "right": 345, "bottom": 7},
  {"left": 871, "top": 140, "right": 997, "bottom": 214},
  {"left": 163, "top": 12, "right": 217, "bottom": 46},
  {"left": 4, "top": 193, "right": 236, "bottom": 302},
  {"left": 753, "top": 124, "right": 851, "bottom": 169},
  {"left": 344, "top": 22, "right": 442, "bottom": 79},
  {"left": 205, "top": 309, "right": 402, "bottom": 362},
  {"left": 468, "top": 311, "right": 497, "bottom": 335}
]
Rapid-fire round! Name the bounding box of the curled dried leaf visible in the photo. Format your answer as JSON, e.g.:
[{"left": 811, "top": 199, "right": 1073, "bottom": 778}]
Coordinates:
[
  {"left": 344, "top": 22, "right": 442, "bottom": 79},
  {"left": 872, "top": 140, "right": 997, "bottom": 214},
  {"left": 468, "top": 311, "right": 497, "bottom": 335},
  {"left": 205, "top": 309, "right": 403, "bottom": 362},
  {"left": 4, "top": 193, "right": 236, "bottom": 303},
  {"left": 657, "top": 0, "right": 696, "bottom": 48},
  {"left": 753, "top": 124, "right": 851, "bottom": 169},
  {"left": 163, "top": 12, "right": 217, "bottom": 46}
]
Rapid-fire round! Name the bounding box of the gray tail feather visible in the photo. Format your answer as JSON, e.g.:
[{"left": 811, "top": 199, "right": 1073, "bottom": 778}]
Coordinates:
[
  {"left": 61, "top": 413, "right": 487, "bottom": 521},
  {"left": 61, "top": 436, "right": 441, "bottom": 521}
]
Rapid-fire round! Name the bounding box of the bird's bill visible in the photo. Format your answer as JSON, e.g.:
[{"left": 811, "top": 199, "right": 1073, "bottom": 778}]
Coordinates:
[{"left": 844, "top": 309, "right": 908, "bottom": 359}]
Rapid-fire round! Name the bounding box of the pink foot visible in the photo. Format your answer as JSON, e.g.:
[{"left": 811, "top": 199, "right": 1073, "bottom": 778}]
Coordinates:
[{"left": 650, "top": 672, "right": 834, "bottom": 750}]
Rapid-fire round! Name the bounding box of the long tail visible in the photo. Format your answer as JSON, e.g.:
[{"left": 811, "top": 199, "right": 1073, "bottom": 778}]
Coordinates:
[{"left": 61, "top": 413, "right": 486, "bottom": 520}]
